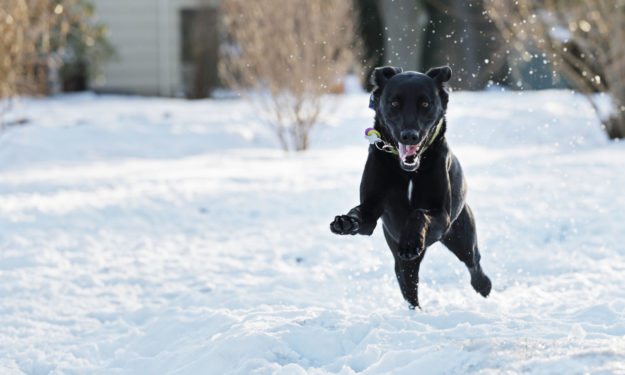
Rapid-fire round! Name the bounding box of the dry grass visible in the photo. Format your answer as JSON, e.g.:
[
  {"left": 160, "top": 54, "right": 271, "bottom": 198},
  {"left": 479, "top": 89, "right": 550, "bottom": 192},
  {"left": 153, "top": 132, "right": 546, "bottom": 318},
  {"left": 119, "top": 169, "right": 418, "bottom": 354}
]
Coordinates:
[
  {"left": 486, "top": 0, "right": 625, "bottom": 139},
  {"left": 220, "top": 0, "right": 362, "bottom": 151}
]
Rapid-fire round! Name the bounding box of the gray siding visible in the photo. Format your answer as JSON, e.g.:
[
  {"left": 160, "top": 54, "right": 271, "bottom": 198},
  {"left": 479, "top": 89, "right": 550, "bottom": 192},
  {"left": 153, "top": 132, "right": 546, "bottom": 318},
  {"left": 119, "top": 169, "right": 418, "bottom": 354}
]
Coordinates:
[{"left": 91, "top": 0, "right": 220, "bottom": 96}]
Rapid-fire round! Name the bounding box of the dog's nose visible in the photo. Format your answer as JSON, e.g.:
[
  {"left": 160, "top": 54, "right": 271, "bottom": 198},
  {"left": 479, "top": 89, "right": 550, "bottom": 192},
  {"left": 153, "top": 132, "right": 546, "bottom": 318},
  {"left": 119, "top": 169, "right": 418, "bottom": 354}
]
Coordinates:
[{"left": 399, "top": 129, "right": 420, "bottom": 144}]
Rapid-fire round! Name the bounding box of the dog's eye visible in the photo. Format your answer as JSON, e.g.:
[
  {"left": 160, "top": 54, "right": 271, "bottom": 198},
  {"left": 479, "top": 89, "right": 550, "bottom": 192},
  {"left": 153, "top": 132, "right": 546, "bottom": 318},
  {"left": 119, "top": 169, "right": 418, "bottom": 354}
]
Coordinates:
[
  {"left": 391, "top": 101, "right": 400, "bottom": 108},
  {"left": 421, "top": 101, "right": 430, "bottom": 108}
]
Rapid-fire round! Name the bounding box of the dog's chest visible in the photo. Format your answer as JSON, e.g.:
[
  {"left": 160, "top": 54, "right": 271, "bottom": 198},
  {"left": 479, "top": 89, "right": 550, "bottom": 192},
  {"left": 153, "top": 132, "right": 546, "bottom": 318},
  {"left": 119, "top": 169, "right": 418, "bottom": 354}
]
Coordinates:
[
  {"left": 386, "top": 176, "right": 430, "bottom": 210},
  {"left": 407, "top": 180, "right": 414, "bottom": 205}
]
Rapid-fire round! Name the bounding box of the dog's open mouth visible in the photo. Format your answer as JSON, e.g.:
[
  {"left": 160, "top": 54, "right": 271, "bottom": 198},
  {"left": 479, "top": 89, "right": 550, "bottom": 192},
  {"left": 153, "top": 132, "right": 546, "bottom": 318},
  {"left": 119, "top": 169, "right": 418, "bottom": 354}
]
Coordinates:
[{"left": 398, "top": 142, "right": 421, "bottom": 170}]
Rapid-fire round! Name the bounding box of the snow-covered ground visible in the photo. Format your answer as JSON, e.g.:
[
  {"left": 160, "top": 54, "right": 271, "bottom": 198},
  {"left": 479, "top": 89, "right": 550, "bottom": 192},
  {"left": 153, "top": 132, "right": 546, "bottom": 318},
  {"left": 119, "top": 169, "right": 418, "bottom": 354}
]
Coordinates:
[{"left": 1, "top": 89, "right": 624, "bottom": 375}]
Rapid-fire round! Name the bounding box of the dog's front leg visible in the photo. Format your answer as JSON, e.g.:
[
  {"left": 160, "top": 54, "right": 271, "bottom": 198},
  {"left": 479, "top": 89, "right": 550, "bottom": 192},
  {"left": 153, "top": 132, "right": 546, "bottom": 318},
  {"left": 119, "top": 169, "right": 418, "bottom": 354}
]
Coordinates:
[
  {"left": 330, "top": 203, "right": 383, "bottom": 235},
  {"left": 397, "top": 210, "right": 430, "bottom": 260},
  {"left": 330, "top": 205, "right": 364, "bottom": 235},
  {"left": 330, "top": 151, "right": 388, "bottom": 236},
  {"left": 397, "top": 208, "right": 451, "bottom": 260},
  {"left": 422, "top": 208, "right": 451, "bottom": 243},
  {"left": 398, "top": 168, "right": 452, "bottom": 260},
  {"left": 330, "top": 196, "right": 386, "bottom": 235}
]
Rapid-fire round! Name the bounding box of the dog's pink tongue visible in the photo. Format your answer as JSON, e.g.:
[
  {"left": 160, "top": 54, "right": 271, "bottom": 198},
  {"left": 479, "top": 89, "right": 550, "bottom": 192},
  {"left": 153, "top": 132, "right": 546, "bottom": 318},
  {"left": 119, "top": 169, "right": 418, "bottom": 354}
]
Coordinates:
[{"left": 398, "top": 143, "right": 419, "bottom": 160}]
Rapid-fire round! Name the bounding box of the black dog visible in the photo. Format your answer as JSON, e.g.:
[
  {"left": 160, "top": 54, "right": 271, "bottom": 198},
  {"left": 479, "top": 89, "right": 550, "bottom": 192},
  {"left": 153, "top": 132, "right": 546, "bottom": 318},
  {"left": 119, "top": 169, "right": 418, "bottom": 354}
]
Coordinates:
[{"left": 330, "top": 66, "right": 491, "bottom": 309}]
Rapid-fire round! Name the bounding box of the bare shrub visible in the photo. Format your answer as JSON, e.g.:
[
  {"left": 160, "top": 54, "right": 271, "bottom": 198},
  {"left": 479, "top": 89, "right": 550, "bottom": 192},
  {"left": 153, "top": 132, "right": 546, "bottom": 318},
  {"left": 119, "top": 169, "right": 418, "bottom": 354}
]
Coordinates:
[
  {"left": 220, "top": 0, "right": 362, "bottom": 151},
  {"left": 0, "top": 0, "right": 111, "bottom": 129},
  {"left": 486, "top": 0, "right": 625, "bottom": 139},
  {"left": 0, "top": 0, "right": 29, "bottom": 107},
  {"left": 1, "top": 0, "right": 65, "bottom": 101}
]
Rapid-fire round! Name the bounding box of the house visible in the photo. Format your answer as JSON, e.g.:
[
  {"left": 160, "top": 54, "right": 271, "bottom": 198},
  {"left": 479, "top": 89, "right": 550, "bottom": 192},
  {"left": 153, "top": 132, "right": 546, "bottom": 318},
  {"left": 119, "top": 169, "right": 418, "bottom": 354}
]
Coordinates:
[{"left": 90, "top": 0, "right": 220, "bottom": 97}]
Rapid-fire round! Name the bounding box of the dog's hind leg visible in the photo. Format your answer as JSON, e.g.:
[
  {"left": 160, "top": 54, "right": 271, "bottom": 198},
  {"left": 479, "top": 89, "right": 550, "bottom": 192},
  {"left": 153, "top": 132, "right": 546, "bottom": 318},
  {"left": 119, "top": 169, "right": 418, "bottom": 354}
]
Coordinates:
[
  {"left": 384, "top": 227, "right": 425, "bottom": 309},
  {"left": 441, "top": 204, "right": 492, "bottom": 297}
]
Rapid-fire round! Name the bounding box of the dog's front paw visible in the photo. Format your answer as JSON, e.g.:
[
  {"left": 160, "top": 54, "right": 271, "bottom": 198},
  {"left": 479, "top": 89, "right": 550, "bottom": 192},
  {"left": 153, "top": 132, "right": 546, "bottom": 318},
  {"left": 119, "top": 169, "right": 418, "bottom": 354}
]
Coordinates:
[
  {"left": 330, "top": 215, "right": 360, "bottom": 235},
  {"left": 397, "top": 241, "right": 424, "bottom": 261}
]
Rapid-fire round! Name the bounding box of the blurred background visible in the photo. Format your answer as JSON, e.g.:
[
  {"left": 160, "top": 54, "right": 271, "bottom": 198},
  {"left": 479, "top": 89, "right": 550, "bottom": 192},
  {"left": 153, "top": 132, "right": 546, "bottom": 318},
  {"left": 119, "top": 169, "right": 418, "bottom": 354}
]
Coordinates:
[{"left": 1, "top": 0, "right": 624, "bottom": 144}]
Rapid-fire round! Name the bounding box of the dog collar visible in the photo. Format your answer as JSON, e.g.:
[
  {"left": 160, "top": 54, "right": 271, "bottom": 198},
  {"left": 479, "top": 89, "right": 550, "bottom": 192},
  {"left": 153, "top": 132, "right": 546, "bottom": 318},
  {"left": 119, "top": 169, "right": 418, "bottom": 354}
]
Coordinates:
[
  {"left": 364, "top": 128, "right": 399, "bottom": 155},
  {"left": 364, "top": 117, "right": 444, "bottom": 156}
]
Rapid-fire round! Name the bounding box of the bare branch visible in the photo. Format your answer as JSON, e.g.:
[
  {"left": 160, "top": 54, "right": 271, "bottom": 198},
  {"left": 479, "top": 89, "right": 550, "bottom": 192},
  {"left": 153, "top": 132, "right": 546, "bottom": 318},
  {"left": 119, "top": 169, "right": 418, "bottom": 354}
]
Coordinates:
[{"left": 220, "top": 0, "right": 362, "bottom": 150}]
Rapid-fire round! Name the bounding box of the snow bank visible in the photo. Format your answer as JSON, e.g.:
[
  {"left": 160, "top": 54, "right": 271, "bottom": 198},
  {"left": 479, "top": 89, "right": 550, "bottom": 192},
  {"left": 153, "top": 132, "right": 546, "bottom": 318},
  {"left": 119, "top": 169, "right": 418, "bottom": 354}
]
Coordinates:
[{"left": 1, "top": 90, "right": 624, "bottom": 374}]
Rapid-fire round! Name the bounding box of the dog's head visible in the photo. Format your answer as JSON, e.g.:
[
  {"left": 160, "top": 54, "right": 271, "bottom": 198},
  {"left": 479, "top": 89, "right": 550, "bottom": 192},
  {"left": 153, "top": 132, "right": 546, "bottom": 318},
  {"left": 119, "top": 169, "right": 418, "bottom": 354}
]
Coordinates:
[{"left": 370, "top": 65, "right": 451, "bottom": 171}]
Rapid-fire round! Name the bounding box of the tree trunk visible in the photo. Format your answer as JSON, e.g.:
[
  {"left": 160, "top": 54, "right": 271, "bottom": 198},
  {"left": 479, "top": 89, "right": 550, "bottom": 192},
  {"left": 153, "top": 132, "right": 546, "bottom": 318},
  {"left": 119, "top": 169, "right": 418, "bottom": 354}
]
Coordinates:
[
  {"left": 595, "top": 96, "right": 625, "bottom": 139},
  {"left": 423, "top": 0, "right": 504, "bottom": 90},
  {"left": 604, "top": 114, "right": 625, "bottom": 139},
  {"left": 377, "top": 0, "right": 428, "bottom": 71}
]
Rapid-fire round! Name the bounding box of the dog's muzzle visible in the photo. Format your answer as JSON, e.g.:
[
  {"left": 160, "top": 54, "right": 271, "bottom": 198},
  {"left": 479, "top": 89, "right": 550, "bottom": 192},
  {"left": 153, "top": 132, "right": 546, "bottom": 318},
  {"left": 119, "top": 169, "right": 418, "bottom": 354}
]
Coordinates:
[{"left": 398, "top": 142, "right": 423, "bottom": 171}]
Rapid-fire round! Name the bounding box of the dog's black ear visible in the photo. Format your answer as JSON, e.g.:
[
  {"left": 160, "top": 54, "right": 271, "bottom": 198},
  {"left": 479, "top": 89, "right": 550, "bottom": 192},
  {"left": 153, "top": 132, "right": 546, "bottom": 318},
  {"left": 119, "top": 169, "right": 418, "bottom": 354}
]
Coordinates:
[
  {"left": 370, "top": 66, "right": 403, "bottom": 93},
  {"left": 426, "top": 66, "right": 451, "bottom": 109},
  {"left": 425, "top": 66, "right": 452, "bottom": 85}
]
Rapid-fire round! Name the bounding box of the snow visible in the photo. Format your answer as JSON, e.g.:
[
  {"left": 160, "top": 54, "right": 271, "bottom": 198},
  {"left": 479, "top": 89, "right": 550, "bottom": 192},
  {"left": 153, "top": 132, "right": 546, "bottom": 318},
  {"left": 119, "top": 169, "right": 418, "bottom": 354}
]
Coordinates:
[{"left": 1, "top": 89, "right": 625, "bottom": 374}]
